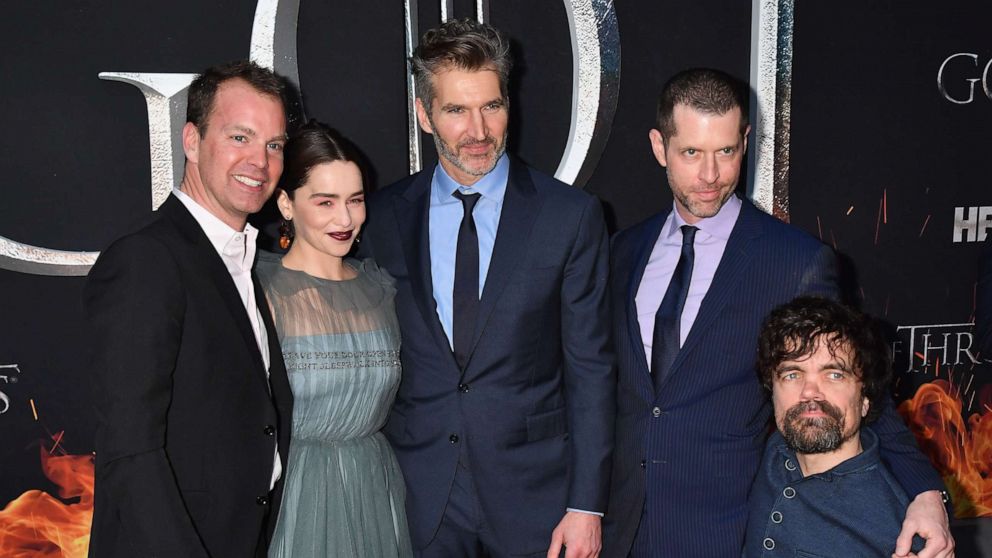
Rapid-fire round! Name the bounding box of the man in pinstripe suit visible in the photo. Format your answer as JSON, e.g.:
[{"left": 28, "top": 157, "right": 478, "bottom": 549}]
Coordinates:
[{"left": 601, "top": 68, "right": 953, "bottom": 558}]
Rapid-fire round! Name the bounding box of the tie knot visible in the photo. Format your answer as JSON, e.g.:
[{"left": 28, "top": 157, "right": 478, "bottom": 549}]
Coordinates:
[
  {"left": 453, "top": 190, "right": 482, "bottom": 212},
  {"left": 680, "top": 225, "right": 697, "bottom": 246}
]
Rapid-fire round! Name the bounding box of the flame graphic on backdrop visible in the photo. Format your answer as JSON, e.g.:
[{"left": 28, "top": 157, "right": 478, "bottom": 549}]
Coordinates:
[
  {"left": 898, "top": 379, "right": 992, "bottom": 518},
  {"left": 0, "top": 448, "right": 93, "bottom": 557}
]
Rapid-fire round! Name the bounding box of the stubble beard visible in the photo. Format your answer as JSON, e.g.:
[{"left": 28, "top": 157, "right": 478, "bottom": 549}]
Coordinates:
[
  {"left": 670, "top": 181, "right": 735, "bottom": 221},
  {"left": 432, "top": 128, "right": 507, "bottom": 180}
]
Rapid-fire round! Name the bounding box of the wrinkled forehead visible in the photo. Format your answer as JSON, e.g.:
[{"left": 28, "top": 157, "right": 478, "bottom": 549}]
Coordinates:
[{"left": 782, "top": 334, "right": 860, "bottom": 373}]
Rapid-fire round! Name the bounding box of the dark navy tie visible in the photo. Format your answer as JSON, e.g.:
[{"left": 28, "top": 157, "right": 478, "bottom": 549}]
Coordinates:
[
  {"left": 651, "top": 225, "right": 697, "bottom": 391},
  {"left": 452, "top": 191, "right": 481, "bottom": 370}
]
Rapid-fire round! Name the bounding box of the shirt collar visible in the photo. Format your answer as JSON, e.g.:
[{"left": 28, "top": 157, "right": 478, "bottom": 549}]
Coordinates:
[
  {"left": 173, "top": 188, "right": 258, "bottom": 268},
  {"left": 772, "top": 428, "right": 882, "bottom": 481},
  {"left": 431, "top": 153, "right": 510, "bottom": 204},
  {"left": 665, "top": 194, "right": 742, "bottom": 241}
]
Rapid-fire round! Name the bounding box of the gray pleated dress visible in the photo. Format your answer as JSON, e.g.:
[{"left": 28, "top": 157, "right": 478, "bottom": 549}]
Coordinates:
[{"left": 258, "top": 255, "right": 413, "bottom": 558}]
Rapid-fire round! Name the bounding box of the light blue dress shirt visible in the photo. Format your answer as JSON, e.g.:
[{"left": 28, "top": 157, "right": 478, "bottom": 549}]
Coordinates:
[
  {"left": 427, "top": 156, "right": 603, "bottom": 517},
  {"left": 429, "top": 154, "right": 509, "bottom": 349}
]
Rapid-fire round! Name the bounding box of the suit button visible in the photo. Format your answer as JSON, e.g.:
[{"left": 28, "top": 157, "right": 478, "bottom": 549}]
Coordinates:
[
  {"left": 458, "top": 383, "right": 470, "bottom": 393},
  {"left": 256, "top": 495, "right": 269, "bottom": 506},
  {"left": 652, "top": 407, "right": 662, "bottom": 417},
  {"left": 640, "top": 459, "right": 646, "bottom": 469},
  {"left": 449, "top": 434, "right": 459, "bottom": 444},
  {"left": 263, "top": 425, "right": 276, "bottom": 436}
]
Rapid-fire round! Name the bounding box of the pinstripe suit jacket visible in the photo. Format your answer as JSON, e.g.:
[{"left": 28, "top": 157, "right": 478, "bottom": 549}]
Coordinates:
[{"left": 602, "top": 197, "right": 943, "bottom": 557}]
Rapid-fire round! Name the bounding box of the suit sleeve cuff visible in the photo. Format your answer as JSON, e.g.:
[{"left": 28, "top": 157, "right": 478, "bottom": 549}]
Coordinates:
[{"left": 566, "top": 507, "right": 604, "bottom": 517}]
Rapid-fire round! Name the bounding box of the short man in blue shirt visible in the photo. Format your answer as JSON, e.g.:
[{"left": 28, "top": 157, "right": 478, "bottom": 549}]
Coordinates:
[{"left": 745, "top": 297, "right": 930, "bottom": 556}]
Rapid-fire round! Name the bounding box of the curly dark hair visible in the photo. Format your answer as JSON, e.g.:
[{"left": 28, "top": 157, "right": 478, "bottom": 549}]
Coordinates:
[
  {"left": 757, "top": 296, "right": 892, "bottom": 424},
  {"left": 411, "top": 18, "right": 512, "bottom": 113}
]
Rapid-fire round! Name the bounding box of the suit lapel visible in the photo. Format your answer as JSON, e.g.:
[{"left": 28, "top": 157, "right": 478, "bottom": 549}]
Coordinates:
[
  {"left": 625, "top": 212, "right": 668, "bottom": 385},
  {"left": 468, "top": 159, "right": 542, "bottom": 362},
  {"left": 392, "top": 172, "right": 457, "bottom": 363},
  {"left": 161, "top": 196, "right": 272, "bottom": 393},
  {"left": 662, "top": 199, "right": 764, "bottom": 386}
]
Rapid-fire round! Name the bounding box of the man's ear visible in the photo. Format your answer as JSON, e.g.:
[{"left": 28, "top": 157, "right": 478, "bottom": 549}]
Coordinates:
[
  {"left": 276, "top": 189, "right": 293, "bottom": 220},
  {"left": 182, "top": 122, "right": 201, "bottom": 164},
  {"left": 649, "top": 129, "right": 668, "bottom": 167},
  {"left": 742, "top": 124, "right": 751, "bottom": 155},
  {"left": 415, "top": 99, "right": 434, "bottom": 135},
  {"left": 861, "top": 395, "right": 870, "bottom": 418}
]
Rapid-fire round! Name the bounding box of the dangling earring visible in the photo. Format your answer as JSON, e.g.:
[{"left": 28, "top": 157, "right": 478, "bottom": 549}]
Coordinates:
[{"left": 279, "top": 218, "right": 294, "bottom": 250}]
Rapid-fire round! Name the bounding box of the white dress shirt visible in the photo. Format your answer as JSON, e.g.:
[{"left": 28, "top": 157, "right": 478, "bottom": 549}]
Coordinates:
[{"left": 174, "top": 189, "right": 281, "bottom": 488}]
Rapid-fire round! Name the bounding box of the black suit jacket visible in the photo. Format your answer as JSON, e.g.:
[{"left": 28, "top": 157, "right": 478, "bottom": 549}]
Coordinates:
[
  {"left": 602, "top": 198, "right": 944, "bottom": 557},
  {"left": 361, "top": 158, "right": 615, "bottom": 554},
  {"left": 84, "top": 195, "right": 293, "bottom": 558}
]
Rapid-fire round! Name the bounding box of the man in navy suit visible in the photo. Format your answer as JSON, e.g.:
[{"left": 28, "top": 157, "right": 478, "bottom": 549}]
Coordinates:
[
  {"left": 602, "top": 68, "right": 953, "bottom": 558},
  {"left": 360, "top": 20, "right": 614, "bottom": 558}
]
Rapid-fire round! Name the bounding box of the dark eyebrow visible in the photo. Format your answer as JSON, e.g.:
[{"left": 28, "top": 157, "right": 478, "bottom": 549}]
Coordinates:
[
  {"left": 230, "top": 125, "right": 257, "bottom": 137},
  {"left": 820, "top": 360, "right": 852, "bottom": 372},
  {"left": 229, "top": 126, "right": 287, "bottom": 143},
  {"left": 308, "top": 190, "right": 364, "bottom": 200}
]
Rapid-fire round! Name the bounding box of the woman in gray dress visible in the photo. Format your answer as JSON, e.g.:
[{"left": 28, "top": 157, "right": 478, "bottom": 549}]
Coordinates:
[{"left": 259, "top": 121, "right": 412, "bottom": 558}]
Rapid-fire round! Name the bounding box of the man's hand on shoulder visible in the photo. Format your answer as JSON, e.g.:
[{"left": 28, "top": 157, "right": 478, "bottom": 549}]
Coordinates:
[
  {"left": 893, "top": 490, "right": 954, "bottom": 558},
  {"left": 547, "top": 511, "right": 601, "bottom": 558}
]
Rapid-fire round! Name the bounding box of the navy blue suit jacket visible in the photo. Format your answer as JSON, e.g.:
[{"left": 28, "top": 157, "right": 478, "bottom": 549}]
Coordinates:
[
  {"left": 602, "top": 198, "right": 944, "bottom": 557},
  {"left": 361, "top": 158, "right": 615, "bottom": 554}
]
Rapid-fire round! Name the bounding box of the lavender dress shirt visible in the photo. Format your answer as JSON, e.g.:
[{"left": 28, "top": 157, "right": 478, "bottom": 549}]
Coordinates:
[{"left": 635, "top": 195, "right": 743, "bottom": 367}]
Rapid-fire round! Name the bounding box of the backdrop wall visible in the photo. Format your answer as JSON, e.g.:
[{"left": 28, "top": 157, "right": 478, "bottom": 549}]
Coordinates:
[{"left": 0, "top": 1, "right": 988, "bottom": 555}]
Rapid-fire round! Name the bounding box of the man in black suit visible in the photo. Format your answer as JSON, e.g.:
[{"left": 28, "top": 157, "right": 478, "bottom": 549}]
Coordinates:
[
  {"left": 361, "top": 20, "right": 614, "bottom": 558},
  {"left": 85, "top": 61, "right": 294, "bottom": 557},
  {"left": 602, "top": 68, "right": 953, "bottom": 558}
]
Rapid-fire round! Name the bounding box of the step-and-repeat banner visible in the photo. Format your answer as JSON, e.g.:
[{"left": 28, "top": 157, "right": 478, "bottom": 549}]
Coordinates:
[{"left": 0, "top": 1, "right": 988, "bottom": 555}]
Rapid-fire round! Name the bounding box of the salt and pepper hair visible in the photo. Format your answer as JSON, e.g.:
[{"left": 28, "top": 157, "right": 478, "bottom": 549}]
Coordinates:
[
  {"left": 757, "top": 297, "right": 893, "bottom": 424},
  {"left": 656, "top": 68, "right": 749, "bottom": 145},
  {"left": 411, "top": 18, "right": 512, "bottom": 112}
]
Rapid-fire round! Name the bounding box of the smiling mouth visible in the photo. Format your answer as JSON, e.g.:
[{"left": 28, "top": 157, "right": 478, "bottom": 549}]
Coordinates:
[
  {"left": 328, "top": 231, "right": 353, "bottom": 241},
  {"left": 460, "top": 141, "right": 493, "bottom": 154},
  {"left": 233, "top": 175, "right": 264, "bottom": 188},
  {"left": 694, "top": 189, "right": 722, "bottom": 199}
]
